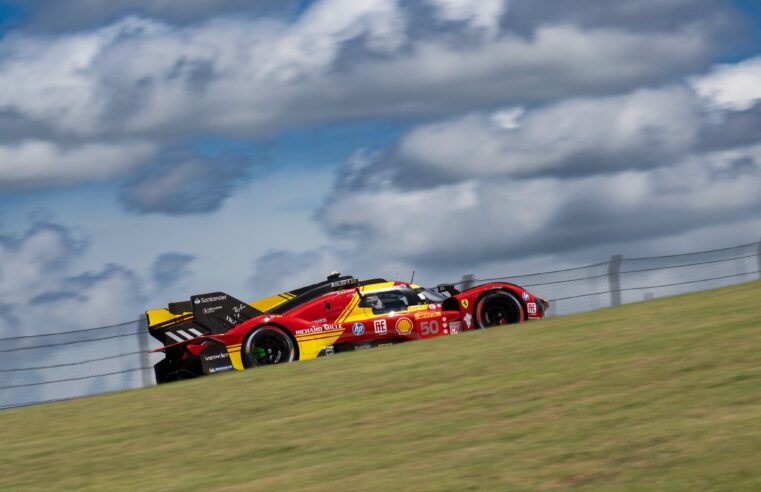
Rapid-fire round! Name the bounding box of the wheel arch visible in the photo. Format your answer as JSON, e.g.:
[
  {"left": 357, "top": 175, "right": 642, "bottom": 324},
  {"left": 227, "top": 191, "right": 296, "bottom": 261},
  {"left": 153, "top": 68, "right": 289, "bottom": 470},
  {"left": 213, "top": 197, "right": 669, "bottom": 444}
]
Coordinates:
[
  {"left": 472, "top": 287, "right": 527, "bottom": 326},
  {"left": 241, "top": 322, "right": 301, "bottom": 367}
]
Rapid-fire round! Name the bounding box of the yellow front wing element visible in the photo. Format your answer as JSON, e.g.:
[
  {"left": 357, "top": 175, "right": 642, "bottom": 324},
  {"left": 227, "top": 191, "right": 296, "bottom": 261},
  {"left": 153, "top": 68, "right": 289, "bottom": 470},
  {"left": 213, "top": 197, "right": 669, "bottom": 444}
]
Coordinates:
[
  {"left": 226, "top": 343, "right": 244, "bottom": 370},
  {"left": 146, "top": 307, "right": 190, "bottom": 327}
]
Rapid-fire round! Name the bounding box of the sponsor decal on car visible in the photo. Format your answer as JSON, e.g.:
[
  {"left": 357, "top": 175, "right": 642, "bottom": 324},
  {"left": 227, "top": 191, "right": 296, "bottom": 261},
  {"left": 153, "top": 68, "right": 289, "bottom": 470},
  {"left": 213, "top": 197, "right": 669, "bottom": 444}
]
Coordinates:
[
  {"left": 461, "top": 299, "right": 469, "bottom": 309},
  {"left": 352, "top": 322, "right": 365, "bottom": 336},
  {"left": 414, "top": 311, "right": 439, "bottom": 319},
  {"left": 202, "top": 306, "right": 222, "bottom": 314},
  {"left": 202, "top": 352, "right": 230, "bottom": 361},
  {"left": 374, "top": 319, "right": 387, "bottom": 335},
  {"left": 449, "top": 320, "right": 463, "bottom": 334},
  {"left": 395, "top": 317, "right": 414, "bottom": 335},
  {"left": 463, "top": 313, "right": 472, "bottom": 329},
  {"left": 208, "top": 365, "right": 234, "bottom": 373},
  {"left": 330, "top": 278, "right": 358, "bottom": 288},
  {"left": 521, "top": 292, "right": 530, "bottom": 301},
  {"left": 195, "top": 295, "right": 227, "bottom": 304},
  {"left": 295, "top": 327, "right": 323, "bottom": 335},
  {"left": 527, "top": 302, "right": 537, "bottom": 315}
]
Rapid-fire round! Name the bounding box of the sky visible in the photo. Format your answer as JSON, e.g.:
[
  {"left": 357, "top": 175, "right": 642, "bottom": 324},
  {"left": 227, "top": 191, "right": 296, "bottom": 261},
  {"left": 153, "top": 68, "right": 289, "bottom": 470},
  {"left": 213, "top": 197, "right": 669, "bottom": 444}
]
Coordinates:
[{"left": 0, "top": 0, "right": 760, "bottom": 337}]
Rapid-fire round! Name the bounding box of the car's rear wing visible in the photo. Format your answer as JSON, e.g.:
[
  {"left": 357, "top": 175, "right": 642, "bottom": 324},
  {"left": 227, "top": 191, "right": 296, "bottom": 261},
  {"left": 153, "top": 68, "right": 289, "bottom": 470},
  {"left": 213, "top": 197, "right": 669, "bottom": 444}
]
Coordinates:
[{"left": 147, "top": 292, "right": 262, "bottom": 346}]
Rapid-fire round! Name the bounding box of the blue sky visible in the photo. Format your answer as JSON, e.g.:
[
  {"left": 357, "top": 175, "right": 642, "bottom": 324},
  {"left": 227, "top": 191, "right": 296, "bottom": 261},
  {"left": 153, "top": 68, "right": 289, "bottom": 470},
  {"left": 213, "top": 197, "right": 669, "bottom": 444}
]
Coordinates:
[{"left": 0, "top": 0, "right": 760, "bottom": 338}]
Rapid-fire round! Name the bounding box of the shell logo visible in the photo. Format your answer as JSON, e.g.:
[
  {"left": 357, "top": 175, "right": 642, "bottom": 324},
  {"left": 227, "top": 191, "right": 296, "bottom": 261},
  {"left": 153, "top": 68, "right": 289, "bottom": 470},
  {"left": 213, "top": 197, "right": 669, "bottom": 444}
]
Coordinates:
[{"left": 395, "top": 317, "right": 414, "bottom": 335}]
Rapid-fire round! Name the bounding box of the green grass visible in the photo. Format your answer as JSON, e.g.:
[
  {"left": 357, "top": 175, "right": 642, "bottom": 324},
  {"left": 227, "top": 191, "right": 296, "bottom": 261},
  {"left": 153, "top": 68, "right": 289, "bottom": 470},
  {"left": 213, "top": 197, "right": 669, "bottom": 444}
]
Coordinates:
[{"left": 2, "top": 281, "right": 760, "bottom": 491}]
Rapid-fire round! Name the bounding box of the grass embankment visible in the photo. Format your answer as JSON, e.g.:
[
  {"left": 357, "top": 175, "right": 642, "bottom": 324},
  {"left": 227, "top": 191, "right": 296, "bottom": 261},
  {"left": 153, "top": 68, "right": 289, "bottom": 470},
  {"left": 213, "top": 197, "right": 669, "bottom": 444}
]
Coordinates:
[{"left": 1, "top": 281, "right": 760, "bottom": 491}]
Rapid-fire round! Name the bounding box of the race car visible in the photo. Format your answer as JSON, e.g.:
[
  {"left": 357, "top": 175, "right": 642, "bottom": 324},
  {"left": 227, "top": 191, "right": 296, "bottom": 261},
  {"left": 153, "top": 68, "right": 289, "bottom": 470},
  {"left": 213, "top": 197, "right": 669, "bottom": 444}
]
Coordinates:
[{"left": 146, "top": 273, "right": 549, "bottom": 383}]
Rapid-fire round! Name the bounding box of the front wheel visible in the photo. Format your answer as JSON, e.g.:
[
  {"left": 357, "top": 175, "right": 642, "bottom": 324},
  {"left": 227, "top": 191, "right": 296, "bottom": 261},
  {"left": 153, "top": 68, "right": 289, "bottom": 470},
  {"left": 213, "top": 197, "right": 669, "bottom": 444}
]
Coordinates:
[
  {"left": 242, "top": 326, "right": 296, "bottom": 368},
  {"left": 474, "top": 291, "right": 524, "bottom": 329}
]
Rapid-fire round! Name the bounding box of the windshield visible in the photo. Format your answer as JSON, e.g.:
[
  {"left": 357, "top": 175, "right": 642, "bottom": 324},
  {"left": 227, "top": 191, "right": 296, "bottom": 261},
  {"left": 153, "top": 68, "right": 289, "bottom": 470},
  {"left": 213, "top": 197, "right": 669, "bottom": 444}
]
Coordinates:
[{"left": 414, "top": 287, "right": 448, "bottom": 303}]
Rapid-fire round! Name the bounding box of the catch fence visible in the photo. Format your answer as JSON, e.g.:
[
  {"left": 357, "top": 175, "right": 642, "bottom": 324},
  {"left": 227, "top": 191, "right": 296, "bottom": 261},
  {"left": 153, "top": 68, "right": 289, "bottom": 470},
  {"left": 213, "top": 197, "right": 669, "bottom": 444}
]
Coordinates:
[{"left": 2, "top": 240, "right": 760, "bottom": 410}]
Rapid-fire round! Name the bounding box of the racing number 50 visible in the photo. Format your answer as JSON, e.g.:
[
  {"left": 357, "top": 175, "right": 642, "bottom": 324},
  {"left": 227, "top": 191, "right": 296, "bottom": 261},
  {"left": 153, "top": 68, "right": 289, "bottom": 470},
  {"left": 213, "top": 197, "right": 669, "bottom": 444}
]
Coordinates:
[{"left": 420, "top": 320, "right": 440, "bottom": 336}]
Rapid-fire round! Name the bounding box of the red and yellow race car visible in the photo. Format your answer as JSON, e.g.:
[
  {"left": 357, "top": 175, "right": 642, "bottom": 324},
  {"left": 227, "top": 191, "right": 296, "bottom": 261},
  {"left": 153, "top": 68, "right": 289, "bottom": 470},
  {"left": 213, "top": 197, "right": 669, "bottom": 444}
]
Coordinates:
[{"left": 147, "top": 274, "right": 549, "bottom": 383}]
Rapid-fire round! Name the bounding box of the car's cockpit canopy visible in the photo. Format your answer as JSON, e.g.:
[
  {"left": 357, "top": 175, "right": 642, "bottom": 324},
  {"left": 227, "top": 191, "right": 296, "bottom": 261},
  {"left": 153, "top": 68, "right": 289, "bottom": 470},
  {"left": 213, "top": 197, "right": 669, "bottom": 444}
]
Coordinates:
[{"left": 359, "top": 285, "right": 448, "bottom": 315}]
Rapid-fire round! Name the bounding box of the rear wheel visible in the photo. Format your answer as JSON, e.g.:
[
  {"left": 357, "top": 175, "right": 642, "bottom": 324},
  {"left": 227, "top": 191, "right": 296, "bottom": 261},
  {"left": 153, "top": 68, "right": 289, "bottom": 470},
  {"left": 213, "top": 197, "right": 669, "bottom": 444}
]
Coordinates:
[
  {"left": 242, "top": 326, "right": 296, "bottom": 368},
  {"left": 474, "top": 291, "right": 524, "bottom": 329}
]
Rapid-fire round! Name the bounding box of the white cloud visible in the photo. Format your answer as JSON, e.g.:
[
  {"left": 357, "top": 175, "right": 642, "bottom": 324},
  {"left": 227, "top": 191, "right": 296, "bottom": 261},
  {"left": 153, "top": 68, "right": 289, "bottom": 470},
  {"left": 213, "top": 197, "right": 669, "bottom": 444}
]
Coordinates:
[
  {"left": 426, "top": 0, "right": 508, "bottom": 38},
  {"left": 324, "top": 144, "right": 761, "bottom": 263},
  {"left": 491, "top": 106, "right": 525, "bottom": 130},
  {"left": 0, "top": 140, "right": 156, "bottom": 189},
  {"left": 0, "top": 224, "right": 82, "bottom": 306},
  {"left": 398, "top": 86, "right": 700, "bottom": 180},
  {"left": 0, "top": 222, "right": 198, "bottom": 336},
  {"left": 0, "top": 10, "right": 710, "bottom": 140},
  {"left": 0, "top": 0, "right": 717, "bottom": 191},
  {"left": 692, "top": 56, "right": 761, "bottom": 111}
]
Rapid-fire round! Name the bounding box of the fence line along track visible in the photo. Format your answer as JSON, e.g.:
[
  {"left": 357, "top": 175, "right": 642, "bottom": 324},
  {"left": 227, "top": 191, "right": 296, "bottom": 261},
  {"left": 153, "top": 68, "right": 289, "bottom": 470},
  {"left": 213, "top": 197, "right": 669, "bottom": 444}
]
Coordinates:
[
  {"left": 1, "top": 239, "right": 759, "bottom": 410},
  {"left": 0, "top": 366, "right": 151, "bottom": 390},
  {"left": 0, "top": 319, "right": 142, "bottom": 342},
  {"left": 0, "top": 350, "right": 146, "bottom": 373},
  {"left": 549, "top": 270, "right": 760, "bottom": 302}
]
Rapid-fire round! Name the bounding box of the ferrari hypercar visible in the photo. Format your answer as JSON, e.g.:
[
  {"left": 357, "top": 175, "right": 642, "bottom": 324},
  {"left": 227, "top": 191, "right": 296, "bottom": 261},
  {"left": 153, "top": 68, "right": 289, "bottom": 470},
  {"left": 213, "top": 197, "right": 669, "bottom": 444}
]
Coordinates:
[{"left": 146, "top": 274, "right": 549, "bottom": 383}]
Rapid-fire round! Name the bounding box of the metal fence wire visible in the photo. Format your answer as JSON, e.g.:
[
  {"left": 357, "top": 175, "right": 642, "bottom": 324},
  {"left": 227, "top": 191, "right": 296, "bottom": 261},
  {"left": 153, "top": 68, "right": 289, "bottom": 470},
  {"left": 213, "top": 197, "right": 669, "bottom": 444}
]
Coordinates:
[{"left": 1, "top": 240, "right": 760, "bottom": 411}]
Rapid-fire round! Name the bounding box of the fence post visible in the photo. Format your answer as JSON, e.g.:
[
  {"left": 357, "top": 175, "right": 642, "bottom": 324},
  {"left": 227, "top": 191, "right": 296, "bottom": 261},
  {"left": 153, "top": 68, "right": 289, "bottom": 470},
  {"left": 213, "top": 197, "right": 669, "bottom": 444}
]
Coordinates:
[
  {"left": 608, "top": 255, "right": 623, "bottom": 307},
  {"left": 137, "top": 316, "right": 153, "bottom": 386},
  {"left": 757, "top": 238, "right": 761, "bottom": 280},
  {"left": 461, "top": 274, "right": 475, "bottom": 291}
]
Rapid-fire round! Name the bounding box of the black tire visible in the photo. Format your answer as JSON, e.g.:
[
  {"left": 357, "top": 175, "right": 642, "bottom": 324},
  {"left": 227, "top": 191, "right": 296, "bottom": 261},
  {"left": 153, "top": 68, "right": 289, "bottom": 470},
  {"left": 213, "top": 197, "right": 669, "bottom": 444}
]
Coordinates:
[
  {"left": 474, "top": 291, "right": 524, "bottom": 329},
  {"left": 241, "top": 325, "right": 296, "bottom": 368}
]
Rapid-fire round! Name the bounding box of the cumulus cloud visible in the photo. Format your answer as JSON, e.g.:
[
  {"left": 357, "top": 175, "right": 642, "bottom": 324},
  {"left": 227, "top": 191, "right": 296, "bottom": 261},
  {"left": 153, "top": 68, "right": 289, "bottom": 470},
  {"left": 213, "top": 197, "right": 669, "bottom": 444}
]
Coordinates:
[
  {"left": 0, "top": 140, "right": 155, "bottom": 189},
  {"left": 319, "top": 76, "right": 761, "bottom": 267},
  {"left": 425, "top": 0, "right": 507, "bottom": 38},
  {"left": 0, "top": 3, "right": 716, "bottom": 142},
  {"left": 322, "top": 146, "right": 761, "bottom": 265},
  {"left": 692, "top": 56, "right": 761, "bottom": 111},
  {"left": 0, "top": 222, "right": 86, "bottom": 306},
  {"left": 0, "top": 222, "right": 146, "bottom": 335},
  {"left": 151, "top": 252, "right": 195, "bottom": 289},
  {"left": 28, "top": 264, "right": 145, "bottom": 329},
  {"left": 0, "top": 0, "right": 733, "bottom": 196},
  {"left": 119, "top": 153, "right": 255, "bottom": 215},
  {"left": 0, "top": 224, "right": 203, "bottom": 338},
  {"left": 5, "top": 0, "right": 300, "bottom": 31},
  {"left": 396, "top": 86, "right": 700, "bottom": 182}
]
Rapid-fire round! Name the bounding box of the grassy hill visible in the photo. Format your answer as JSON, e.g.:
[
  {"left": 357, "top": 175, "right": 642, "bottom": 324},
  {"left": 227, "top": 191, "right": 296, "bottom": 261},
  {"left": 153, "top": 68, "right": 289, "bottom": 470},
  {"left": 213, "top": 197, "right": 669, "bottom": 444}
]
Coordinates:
[{"left": 1, "top": 281, "right": 760, "bottom": 491}]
